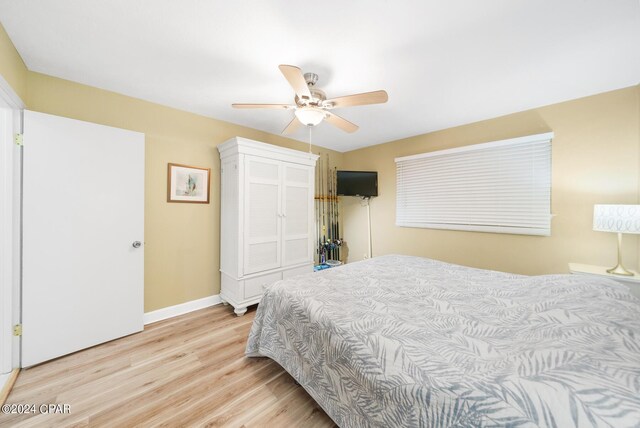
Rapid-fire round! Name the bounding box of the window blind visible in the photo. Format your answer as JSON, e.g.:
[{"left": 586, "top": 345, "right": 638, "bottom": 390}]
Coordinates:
[{"left": 395, "top": 132, "right": 552, "bottom": 236}]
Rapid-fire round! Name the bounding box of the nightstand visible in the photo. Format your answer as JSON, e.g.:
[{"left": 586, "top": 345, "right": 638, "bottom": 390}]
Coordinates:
[{"left": 568, "top": 263, "right": 640, "bottom": 299}]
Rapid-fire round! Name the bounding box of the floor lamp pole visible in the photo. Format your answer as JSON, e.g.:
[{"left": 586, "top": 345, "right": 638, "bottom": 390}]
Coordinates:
[{"left": 366, "top": 197, "right": 372, "bottom": 259}]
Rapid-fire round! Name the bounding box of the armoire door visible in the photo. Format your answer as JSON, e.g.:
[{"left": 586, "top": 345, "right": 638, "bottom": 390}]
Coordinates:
[
  {"left": 22, "top": 110, "right": 144, "bottom": 367},
  {"left": 244, "top": 156, "right": 282, "bottom": 275},
  {"left": 282, "top": 163, "right": 313, "bottom": 266}
]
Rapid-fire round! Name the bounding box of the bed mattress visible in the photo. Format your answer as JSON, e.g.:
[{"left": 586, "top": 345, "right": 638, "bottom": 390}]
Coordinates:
[{"left": 246, "top": 255, "right": 640, "bottom": 427}]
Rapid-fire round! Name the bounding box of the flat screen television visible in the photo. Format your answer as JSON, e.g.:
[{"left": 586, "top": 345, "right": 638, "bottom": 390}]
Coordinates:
[{"left": 336, "top": 170, "right": 378, "bottom": 197}]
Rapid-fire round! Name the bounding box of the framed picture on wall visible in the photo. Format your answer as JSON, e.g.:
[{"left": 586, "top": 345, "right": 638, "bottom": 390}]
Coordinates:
[{"left": 167, "top": 163, "right": 211, "bottom": 204}]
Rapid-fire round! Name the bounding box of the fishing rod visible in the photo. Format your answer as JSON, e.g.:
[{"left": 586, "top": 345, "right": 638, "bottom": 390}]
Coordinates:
[
  {"left": 335, "top": 168, "right": 339, "bottom": 260},
  {"left": 335, "top": 167, "right": 339, "bottom": 260},
  {"left": 327, "top": 154, "right": 333, "bottom": 259},
  {"left": 315, "top": 157, "right": 320, "bottom": 263},
  {"left": 317, "top": 155, "right": 322, "bottom": 263},
  {"left": 320, "top": 154, "right": 326, "bottom": 263},
  {"left": 328, "top": 164, "right": 332, "bottom": 261}
]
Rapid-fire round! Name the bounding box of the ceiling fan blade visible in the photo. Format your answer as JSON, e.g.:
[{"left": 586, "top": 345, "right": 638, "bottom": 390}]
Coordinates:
[
  {"left": 278, "top": 65, "right": 312, "bottom": 99},
  {"left": 325, "top": 90, "right": 388, "bottom": 109},
  {"left": 282, "top": 117, "right": 303, "bottom": 135},
  {"left": 232, "top": 103, "right": 293, "bottom": 109},
  {"left": 324, "top": 111, "right": 358, "bottom": 133}
]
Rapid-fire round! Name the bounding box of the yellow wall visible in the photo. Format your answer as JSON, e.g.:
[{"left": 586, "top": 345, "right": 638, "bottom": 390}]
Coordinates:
[
  {"left": 341, "top": 86, "right": 640, "bottom": 275},
  {"left": 3, "top": 21, "right": 640, "bottom": 307},
  {"left": 0, "top": 23, "right": 27, "bottom": 103},
  {"left": 26, "top": 72, "right": 343, "bottom": 311},
  {"left": 0, "top": 23, "right": 343, "bottom": 313}
]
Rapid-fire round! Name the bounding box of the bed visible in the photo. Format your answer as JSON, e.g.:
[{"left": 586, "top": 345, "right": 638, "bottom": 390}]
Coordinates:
[{"left": 246, "top": 255, "right": 640, "bottom": 427}]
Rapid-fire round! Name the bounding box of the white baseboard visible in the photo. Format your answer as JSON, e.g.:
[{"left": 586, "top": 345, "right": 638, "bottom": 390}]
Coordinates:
[{"left": 144, "top": 294, "right": 222, "bottom": 325}]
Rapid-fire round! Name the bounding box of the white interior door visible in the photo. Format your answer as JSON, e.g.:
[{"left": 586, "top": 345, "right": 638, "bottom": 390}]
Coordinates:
[
  {"left": 244, "top": 156, "right": 281, "bottom": 275},
  {"left": 22, "top": 110, "right": 144, "bottom": 367},
  {"left": 282, "top": 164, "right": 313, "bottom": 266}
]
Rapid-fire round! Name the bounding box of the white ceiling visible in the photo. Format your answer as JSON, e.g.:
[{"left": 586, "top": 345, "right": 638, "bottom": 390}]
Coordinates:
[{"left": 0, "top": 1, "right": 638, "bottom": 152}]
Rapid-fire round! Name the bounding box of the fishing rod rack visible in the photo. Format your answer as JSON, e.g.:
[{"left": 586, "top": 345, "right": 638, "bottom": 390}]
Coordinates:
[{"left": 315, "top": 154, "right": 342, "bottom": 264}]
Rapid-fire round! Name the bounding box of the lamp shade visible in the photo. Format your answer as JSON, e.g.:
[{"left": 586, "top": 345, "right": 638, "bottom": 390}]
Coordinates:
[
  {"left": 295, "top": 108, "right": 325, "bottom": 126},
  {"left": 593, "top": 204, "right": 640, "bottom": 234}
]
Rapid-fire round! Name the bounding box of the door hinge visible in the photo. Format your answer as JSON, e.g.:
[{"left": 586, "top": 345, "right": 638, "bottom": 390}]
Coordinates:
[
  {"left": 14, "top": 133, "right": 23, "bottom": 146},
  {"left": 13, "top": 324, "right": 22, "bottom": 336}
]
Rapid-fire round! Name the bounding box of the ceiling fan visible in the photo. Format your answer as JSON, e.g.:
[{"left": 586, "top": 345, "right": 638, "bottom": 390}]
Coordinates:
[{"left": 232, "top": 65, "right": 388, "bottom": 135}]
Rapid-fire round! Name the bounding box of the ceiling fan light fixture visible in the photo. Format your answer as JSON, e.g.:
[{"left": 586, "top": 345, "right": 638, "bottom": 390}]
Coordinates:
[
  {"left": 232, "top": 65, "right": 387, "bottom": 134},
  {"left": 295, "top": 107, "right": 325, "bottom": 126}
]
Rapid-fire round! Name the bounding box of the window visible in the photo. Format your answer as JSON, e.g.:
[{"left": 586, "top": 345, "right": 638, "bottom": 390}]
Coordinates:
[{"left": 395, "top": 132, "right": 552, "bottom": 236}]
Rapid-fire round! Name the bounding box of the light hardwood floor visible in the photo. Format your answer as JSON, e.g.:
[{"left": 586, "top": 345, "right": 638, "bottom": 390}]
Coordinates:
[{"left": 0, "top": 305, "right": 336, "bottom": 427}]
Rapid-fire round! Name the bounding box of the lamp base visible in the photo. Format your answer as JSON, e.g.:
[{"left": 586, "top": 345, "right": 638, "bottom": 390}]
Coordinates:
[{"left": 606, "top": 263, "right": 634, "bottom": 276}]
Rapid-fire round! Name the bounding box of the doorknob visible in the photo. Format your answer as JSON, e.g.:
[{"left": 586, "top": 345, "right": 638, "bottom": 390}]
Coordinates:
[{"left": 132, "top": 241, "right": 142, "bottom": 248}]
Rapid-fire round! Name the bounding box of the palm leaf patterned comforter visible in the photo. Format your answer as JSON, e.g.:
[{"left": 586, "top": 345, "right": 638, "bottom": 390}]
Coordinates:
[{"left": 246, "top": 255, "right": 640, "bottom": 427}]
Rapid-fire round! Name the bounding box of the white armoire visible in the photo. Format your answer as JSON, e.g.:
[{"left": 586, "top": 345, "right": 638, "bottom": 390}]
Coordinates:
[{"left": 218, "top": 137, "right": 319, "bottom": 316}]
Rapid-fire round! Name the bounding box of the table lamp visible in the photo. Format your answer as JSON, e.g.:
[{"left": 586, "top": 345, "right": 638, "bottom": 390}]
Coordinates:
[{"left": 593, "top": 204, "right": 640, "bottom": 276}]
